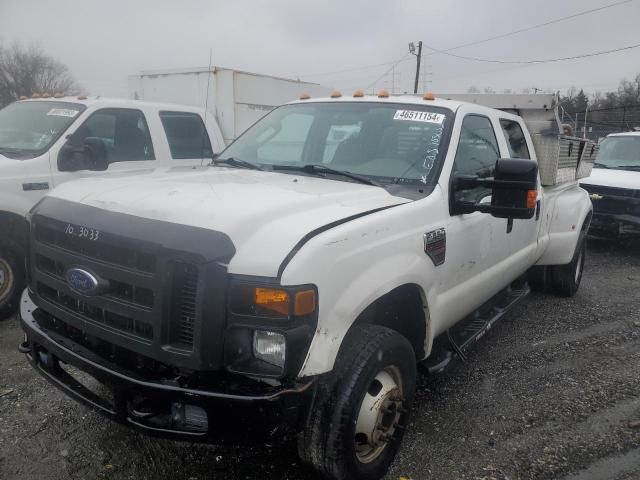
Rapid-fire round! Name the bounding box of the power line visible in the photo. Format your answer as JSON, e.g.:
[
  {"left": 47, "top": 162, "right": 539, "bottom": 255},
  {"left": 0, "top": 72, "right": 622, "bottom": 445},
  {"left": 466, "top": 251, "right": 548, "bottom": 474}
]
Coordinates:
[
  {"left": 295, "top": 60, "right": 403, "bottom": 78},
  {"left": 291, "top": 0, "right": 636, "bottom": 80},
  {"left": 365, "top": 54, "right": 411, "bottom": 92},
  {"left": 421, "top": 41, "right": 640, "bottom": 65},
  {"left": 422, "top": 0, "right": 636, "bottom": 57}
]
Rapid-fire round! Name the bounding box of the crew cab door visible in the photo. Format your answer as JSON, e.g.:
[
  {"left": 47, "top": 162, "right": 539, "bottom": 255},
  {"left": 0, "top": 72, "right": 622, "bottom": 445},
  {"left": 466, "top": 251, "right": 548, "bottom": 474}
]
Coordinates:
[
  {"left": 437, "top": 110, "right": 537, "bottom": 328},
  {"left": 496, "top": 117, "right": 540, "bottom": 262},
  {"left": 50, "top": 107, "right": 160, "bottom": 187}
]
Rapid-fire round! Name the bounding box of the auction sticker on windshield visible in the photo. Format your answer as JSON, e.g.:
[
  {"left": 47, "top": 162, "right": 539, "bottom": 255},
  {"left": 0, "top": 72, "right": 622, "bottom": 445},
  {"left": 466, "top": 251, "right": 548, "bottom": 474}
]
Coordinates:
[
  {"left": 47, "top": 108, "right": 80, "bottom": 117},
  {"left": 393, "top": 110, "right": 445, "bottom": 124}
]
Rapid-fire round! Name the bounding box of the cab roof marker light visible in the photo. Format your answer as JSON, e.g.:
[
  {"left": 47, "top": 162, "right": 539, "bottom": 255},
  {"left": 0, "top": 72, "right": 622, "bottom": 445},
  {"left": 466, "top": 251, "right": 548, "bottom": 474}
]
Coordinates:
[
  {"left": 423, "top": 92, "right": 435, "bottom": 101},
  {"left": 378, "top": 89, "right": 390, "bottom": 98},
  {"left": 353, "top": 89, "right": 365, "bottom": 98},
  {"left": 330, "top": 90, "right": 342, "bottom": 98},
  {"left": 299, "top": 93, "right": 311, "bottom": 100},
  {"left": 31, "top": 93, "right": 41, "bottom": 98},
  {"left": 54, "top": 93, "right": 64, "bottom": 98},
  {"left": 77, "top": 95, "right": 88, "bottom": 100},
  {"left": 19, "top": 95, "right": 27, "bottom": 100},
  {"left": 42, "top": 93, "right": 51, "bottom": 98}
]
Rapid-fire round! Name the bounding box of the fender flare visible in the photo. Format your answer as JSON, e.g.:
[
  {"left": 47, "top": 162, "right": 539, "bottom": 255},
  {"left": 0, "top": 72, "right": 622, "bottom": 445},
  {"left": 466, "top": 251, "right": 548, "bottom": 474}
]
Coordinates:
[
  {"left": 537, "top": 186, "right": 592, "bottom": 266},
  {"left": 295, "top": 252, "right": 435, "bottom": 377}
]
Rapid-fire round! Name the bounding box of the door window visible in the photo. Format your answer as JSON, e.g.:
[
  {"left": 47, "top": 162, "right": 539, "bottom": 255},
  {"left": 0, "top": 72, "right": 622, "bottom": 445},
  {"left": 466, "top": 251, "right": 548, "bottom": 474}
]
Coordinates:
[
  {"left": 500, "top": 119, "right": 530, "bottom": 159},
  {"left": 453, "top": 115, "right": 500, "bottom": 203},
  {"left": 159, "top": 111, "right": 212, "bottom": 159},
  {"left": 73, "top": 108, "right": 154, "bottom": 163}
]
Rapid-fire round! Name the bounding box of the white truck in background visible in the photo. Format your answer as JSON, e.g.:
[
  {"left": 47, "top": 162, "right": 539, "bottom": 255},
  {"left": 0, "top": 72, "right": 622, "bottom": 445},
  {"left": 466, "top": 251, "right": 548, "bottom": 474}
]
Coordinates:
[
  {"left": 580, "top": 131, "right": 640, "bottom": 238},
  {"left": 0, "top": 96, "right": 226, "bottom": 317},
  {"left": 128, "top": 66, "right": 331, "bottom": 145}
]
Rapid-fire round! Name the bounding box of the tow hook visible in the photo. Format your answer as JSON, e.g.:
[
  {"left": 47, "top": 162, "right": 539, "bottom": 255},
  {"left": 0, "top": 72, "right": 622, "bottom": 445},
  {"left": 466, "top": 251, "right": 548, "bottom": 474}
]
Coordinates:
[{"left": 18, "top": 340, "right": 31, "bottom": 354}]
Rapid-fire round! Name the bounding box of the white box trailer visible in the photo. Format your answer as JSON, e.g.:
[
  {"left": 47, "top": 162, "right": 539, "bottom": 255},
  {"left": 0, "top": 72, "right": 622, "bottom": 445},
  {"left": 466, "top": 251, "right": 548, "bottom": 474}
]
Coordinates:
[{"left": 128, "top": 67, "right": 330, "bottom": 145}]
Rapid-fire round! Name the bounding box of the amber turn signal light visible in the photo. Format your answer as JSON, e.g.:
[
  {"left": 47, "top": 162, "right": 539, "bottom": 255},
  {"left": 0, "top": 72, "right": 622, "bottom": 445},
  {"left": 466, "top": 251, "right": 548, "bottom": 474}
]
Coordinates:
[
  {"left": 255, "top": 288, "right": 289, "bottom": 315},
  {"left": 294, "top": 289, "right": 316, "bottom": 316},
  {"left": 527, "top": 190, "right": 537, "bottom": 209}
]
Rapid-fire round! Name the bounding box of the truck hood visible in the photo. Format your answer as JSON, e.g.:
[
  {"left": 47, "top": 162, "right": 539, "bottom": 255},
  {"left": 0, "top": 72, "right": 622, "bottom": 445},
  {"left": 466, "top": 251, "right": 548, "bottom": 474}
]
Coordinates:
[
  {"left": 47, "top": 167, "right": 409, "bottom": 277},
  {"left": 581, "top": 167, "right": 640, "bottom": 190}
]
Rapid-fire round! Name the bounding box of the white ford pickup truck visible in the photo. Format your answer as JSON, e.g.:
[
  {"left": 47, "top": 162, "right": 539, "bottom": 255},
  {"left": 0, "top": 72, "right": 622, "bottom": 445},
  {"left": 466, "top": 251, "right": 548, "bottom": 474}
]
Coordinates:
[
  {"left": 0, "top": 96, "right": 225, "bottom": 317},
  {"left": 19, "top": 92, "right": 595, "bottom": 480}
]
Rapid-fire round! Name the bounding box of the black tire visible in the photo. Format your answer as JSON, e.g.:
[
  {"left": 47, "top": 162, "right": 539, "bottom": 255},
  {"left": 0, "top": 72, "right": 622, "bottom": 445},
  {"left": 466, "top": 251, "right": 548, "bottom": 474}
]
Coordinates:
[
  {"left": 0, "top": 248, "right": 25, "bottom": 319},
  {"left": 549, "top": 238, "right": 586, "bottom": 297},
  {"left": 298, "top": 326, "right": 416, "bottom": 480},
  {"left": 527, "top": 265, "right": 547, "bottom": 293}
]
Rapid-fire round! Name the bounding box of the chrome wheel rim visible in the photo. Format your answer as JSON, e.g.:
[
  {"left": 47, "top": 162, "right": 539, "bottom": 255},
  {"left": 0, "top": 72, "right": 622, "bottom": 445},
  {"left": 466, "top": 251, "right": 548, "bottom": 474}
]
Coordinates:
[
  {"left": 0, "top": 257, "right": 13, "bottom": 304},
  {"left": 354, "top": 366, "right": 405, "bottom": 464}
]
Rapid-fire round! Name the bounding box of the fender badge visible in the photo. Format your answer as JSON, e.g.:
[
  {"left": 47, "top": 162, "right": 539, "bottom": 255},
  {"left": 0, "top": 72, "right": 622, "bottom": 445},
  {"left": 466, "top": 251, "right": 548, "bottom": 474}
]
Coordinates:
[
  {"left": 589, "top": 193, "right": 604, "bottom": 201},
  {"left": 424, "top": 227, "right": 446, "bottom": 266}
]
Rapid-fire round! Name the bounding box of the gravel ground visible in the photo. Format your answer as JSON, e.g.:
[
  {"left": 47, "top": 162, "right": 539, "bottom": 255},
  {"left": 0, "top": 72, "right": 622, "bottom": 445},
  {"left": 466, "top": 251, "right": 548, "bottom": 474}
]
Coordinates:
[{"left": 1, "top": 238, "right": 639, "bottom": 480}]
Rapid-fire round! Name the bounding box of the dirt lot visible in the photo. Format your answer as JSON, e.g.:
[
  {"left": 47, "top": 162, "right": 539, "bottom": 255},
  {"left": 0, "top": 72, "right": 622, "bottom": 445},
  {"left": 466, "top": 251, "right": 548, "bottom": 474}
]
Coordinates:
[{"left": 1, "top": 238, "right": 639, "bottom": 480}]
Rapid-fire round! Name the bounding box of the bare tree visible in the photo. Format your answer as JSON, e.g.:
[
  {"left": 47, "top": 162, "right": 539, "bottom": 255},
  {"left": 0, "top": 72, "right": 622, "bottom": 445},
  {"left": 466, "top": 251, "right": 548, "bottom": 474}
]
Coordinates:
[
  {"left": 0, "top": 43, "right": 78, "bottom": 107},
  {"left": 467, "top": 85, "right": 480, "bottom": 93}
]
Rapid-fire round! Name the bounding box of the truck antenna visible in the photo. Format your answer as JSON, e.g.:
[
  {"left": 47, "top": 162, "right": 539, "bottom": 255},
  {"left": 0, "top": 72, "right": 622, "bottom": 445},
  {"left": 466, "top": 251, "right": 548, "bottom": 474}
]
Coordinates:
[{"left": 201, "top": 47, "right": 213, "bottom": 167}]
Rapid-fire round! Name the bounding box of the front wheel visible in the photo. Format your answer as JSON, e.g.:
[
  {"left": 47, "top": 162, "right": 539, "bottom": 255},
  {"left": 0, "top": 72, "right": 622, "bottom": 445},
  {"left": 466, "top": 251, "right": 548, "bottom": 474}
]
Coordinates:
[
  {"left": 298, "top": 326, "right": 416, "bottom": 480},
  {"left": 0, "top": 248, "right": 24, "bottom": 319}
]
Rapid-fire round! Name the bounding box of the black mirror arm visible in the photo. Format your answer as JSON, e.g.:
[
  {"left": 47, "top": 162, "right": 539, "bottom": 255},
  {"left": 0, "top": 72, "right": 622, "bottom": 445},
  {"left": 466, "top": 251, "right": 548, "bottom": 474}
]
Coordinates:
[
  {"left": 455, "top": 199, "right": 533, "bottom": 218},
  {"left": 454, "top": 175, "right": 537, "bottom": 191}
]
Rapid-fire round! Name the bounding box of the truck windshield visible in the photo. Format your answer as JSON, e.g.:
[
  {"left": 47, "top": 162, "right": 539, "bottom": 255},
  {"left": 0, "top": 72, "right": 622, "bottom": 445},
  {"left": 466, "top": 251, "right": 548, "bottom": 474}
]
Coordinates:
[
  {"left": 220, "top": 102, "right": 452, "bottom": 186},
  {"left": 595, "top": 136, "right": 640, "bottom": 170},
  {"left": 0, "top": 101, "right": 85, "bottom": 159}
]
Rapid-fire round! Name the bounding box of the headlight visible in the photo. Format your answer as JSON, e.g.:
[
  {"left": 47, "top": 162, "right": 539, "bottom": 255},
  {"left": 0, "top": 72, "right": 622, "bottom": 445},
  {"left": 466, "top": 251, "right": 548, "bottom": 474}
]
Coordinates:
[
  {"left": 253, "top": 330, "right": 286, "bottom": 368},
  {"left": 225, "top": 281, "right": 318, "bottom": 378}
]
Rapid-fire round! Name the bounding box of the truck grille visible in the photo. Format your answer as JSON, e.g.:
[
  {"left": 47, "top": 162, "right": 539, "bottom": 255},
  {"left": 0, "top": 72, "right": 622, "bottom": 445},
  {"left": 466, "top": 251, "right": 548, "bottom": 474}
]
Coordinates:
[
  {"left": 37, "top": 282, "right": 154, "bottom": 339},
  {"left": 581, "top": 184, "right": 640, "bottom": 215},
  {"left": 27, "top": 197, "right": 235, "bottom": 372},
  {"left": 31, "top": 216, "right": 199, "bottom": 350},
  {"left": 35, "top": 223, "right": 156, "bottom": 273},
  {"left": 170, "top": 262, "right": 199, "bottom": 348}
]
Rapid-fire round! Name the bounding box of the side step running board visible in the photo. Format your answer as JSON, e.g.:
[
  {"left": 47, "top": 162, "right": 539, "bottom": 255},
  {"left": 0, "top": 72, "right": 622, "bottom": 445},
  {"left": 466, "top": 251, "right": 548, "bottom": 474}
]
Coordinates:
[
  {"left": 421, "top": 280, "right": 530, "bottom": 374},
  {"left": 448, "top": 284, "right": 530, "bottom": 359}
]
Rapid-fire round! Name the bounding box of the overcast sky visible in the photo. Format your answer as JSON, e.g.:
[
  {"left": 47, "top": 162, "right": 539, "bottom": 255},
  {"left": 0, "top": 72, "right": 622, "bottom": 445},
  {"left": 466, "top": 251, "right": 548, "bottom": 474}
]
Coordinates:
[{"left": 1, "top": 0, "right": 639, "bottom": 98}]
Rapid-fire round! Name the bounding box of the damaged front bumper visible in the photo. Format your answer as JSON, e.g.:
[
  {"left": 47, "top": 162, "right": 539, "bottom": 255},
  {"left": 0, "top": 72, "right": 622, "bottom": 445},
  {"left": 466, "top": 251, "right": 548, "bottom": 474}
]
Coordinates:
[{"left": 19, "top": 292, "right": 314, "bottom": 443}]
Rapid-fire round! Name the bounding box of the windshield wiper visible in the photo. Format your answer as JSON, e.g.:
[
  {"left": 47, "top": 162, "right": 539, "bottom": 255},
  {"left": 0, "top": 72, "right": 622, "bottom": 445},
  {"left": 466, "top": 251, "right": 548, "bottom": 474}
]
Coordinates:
[
  {"left": 593, "top": 162, "right": 611, "bottom": 169},
  {"left": 271, "top": 164, "right": 381, "bottom": 187},
  {"left": 212, "top": 157, "right": 263, "bottom": 171}
]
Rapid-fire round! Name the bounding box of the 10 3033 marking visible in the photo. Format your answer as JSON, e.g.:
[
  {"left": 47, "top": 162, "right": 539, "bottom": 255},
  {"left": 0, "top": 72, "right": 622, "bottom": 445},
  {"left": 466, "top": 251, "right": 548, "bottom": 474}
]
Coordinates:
[{"left": 64, "top": 223, "right": 100, "bottom": 241}]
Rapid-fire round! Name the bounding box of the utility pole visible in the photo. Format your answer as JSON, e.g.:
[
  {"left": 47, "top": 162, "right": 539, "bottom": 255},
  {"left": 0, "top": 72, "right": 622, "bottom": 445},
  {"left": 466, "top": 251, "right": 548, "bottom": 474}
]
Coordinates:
[
  {"left": 409, "top": 41, "right": 422, "bottom": 94},
  {"left": 583, "top": 104, "right": 589, "bottom": 138}
]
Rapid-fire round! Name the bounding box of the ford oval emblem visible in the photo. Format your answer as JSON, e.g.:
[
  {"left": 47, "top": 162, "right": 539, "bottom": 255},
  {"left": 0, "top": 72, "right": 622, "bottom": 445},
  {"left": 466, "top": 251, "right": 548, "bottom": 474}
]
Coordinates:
[{"left": 65, "top": 268, "right": 101, "bottom": 296}]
